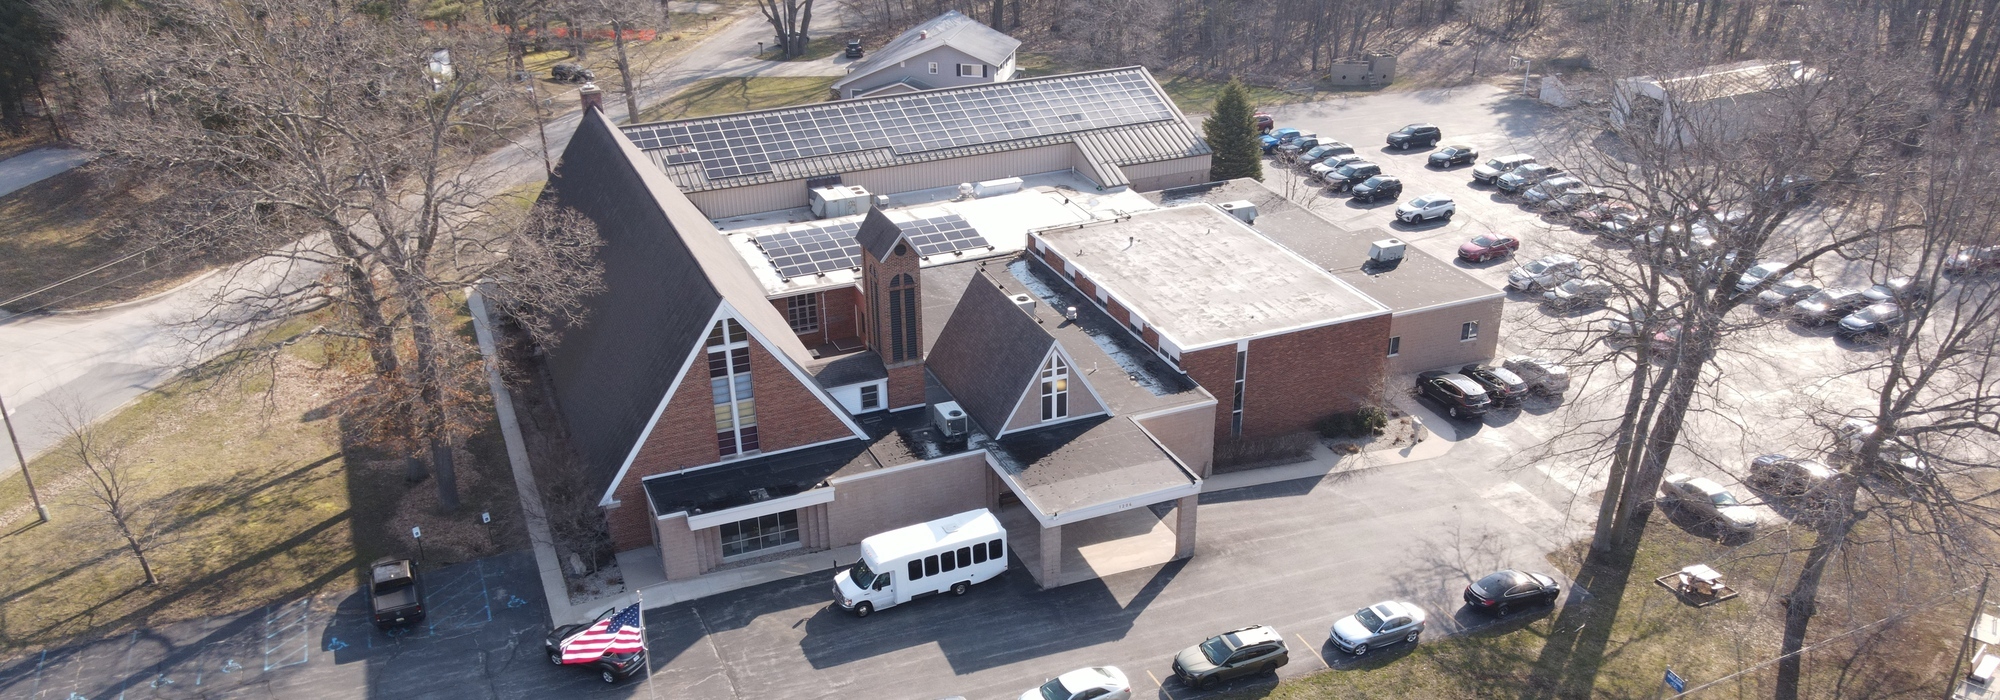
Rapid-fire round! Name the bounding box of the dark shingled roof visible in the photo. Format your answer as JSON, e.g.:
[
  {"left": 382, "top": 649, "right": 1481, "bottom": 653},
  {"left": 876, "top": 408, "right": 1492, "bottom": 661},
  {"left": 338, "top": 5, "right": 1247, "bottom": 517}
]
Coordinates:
[
  {"left": 644, "top": 440, "right": 877, "bottom": 517},
  {"left": 807, "top": 349, "right": 889, "bottom": 388},
  {"left": 540, "top": 108, "right": 851, "bottom": 497},
  {"left": 832, "top": 11, "right": 1021, "bottom": 92},
  {"left": 855, "top": 207, "right": 908, "bottom": 263},
  {"left": 925, "top": 272, "right": 1054, "bottom": 435},
  {"left": 988, "top": 416, "right": 1192, "bottom": 517}
]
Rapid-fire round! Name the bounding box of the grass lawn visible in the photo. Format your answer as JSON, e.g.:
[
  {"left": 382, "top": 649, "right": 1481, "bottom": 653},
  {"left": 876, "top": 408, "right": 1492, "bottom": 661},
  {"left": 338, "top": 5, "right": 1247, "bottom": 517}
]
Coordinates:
[
  {"left": 0, "top": 169, "right": 238, "bottom": 312},
  {"left": 1013, "top": 53, "right": 1314, "bottom": 115},
  {"left": 1237, "top": 512, "right": 1969, "bottom": 699},
  {"left": 637, "top": 76, "right": 836, "bottom": 122},
  {"left": 0, "top": 304, "right": 527, "bottom": 660}
]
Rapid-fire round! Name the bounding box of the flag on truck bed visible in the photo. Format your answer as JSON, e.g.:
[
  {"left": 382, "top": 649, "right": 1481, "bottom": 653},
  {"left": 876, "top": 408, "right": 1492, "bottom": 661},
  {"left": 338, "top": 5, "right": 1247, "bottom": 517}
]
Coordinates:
[{"left": 560, "top": 603, "right": 645, "bottom": 663}]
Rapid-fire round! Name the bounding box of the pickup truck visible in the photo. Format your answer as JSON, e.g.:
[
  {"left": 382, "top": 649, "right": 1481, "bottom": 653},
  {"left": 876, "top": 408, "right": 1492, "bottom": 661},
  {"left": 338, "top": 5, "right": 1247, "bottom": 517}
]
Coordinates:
[{"left": 369, "top": 556, "right": 426, "bottom": 629}]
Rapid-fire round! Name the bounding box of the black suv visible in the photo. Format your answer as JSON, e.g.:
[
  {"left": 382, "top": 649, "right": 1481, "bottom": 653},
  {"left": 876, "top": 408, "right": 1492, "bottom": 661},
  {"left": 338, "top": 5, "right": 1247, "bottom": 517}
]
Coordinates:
[
  {"left": 1387, "top": 123, "right": 1442, "bottom": 150},
  {"left": 1350, "top": 175, "right": 1403, "bottom": 202},
  {"left": 545, "top": 607, "right": 648, "bottom": 684},
  {"left": 1416, "top": 371, "right": 1492, "bottom": 419},
  {"left": 1323, "top": 162, "right": 1383, "bottom": 192},
  {"left": 550, "top": 63, "right": 595, "bottom": 83},
  {"left": 1458, "top": 365, "right": 1529, "bottom": 407},
  {"left": 844, "top": 40, "right": 863, "bottom": 58},
  {"left": 1792, "top": 287, "right": 1871, "bottom": 325},
  {"left": 368, "top": 556, "right": 426, "bottom": 629},
  {"left": 1172, "top": 625, "right": 1289, "bottom": 690}
]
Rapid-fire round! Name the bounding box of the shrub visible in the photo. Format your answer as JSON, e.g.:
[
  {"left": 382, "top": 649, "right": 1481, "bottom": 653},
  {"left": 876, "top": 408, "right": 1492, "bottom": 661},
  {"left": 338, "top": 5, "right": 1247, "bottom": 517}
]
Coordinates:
[
  {"left": 1215, "top": 432, "right": 1316, "bottom": 468},
  {"left": 1318, "top": 406, "right": 1391, "bottom": 439}
]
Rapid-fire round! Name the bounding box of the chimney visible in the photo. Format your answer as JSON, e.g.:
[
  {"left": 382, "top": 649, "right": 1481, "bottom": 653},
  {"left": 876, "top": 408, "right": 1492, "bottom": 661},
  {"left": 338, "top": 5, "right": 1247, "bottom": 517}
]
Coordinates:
[
  {"left": 579, "top": 82, "right": 603, "bottom": 112},
  {"left": 920, "top": 31, "right": 929, "bottom": 39}
]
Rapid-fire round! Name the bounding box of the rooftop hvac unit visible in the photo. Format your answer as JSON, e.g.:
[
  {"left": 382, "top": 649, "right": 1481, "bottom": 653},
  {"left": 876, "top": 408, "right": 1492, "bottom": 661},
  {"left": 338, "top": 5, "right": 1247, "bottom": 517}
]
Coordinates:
[
  {"left": 1010, "top": 293, "right": 1037, "bottom": 315},
  {"left": 932, "top": 401, "right": 970, "bottom": 451},
  {"left": 809, "top": 185, "right": 873, "bottom": 219},
  {"left": 1369, "top": 238, "right": 1408, "bottom": 262},
  {"left": 971, "top": 177, "right": 1024, "bottom": 198},
  {"left": 1217, "top": 200, "right": 1258, "bottom": 223}
]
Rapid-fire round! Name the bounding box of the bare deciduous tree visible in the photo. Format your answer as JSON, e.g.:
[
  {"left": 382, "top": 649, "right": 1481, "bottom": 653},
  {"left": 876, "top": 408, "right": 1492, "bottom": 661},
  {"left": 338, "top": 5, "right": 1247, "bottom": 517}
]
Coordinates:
[
  {"left": 756, "top": 0, "right": 814, "bottom": 58},
  {"left": 52, "top": 401, "right": 158, "bottom": 587}
]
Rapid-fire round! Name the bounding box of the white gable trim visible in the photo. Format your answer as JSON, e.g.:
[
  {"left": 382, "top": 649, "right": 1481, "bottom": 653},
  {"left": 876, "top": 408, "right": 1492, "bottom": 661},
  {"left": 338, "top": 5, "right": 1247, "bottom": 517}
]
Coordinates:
[
  {"left": 992, "top": 343, "right": 1112, "bottom": 439},
  {"left": 598, "top": 301, "right": 868, "bottom": 507},
  {"left": 599, "top": 302, "right": 727, "bottom": 507}
]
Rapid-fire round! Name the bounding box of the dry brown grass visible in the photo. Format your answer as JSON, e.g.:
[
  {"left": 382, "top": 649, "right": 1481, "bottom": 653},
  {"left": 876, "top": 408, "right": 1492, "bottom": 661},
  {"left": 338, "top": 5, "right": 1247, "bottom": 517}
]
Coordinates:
[{"left": 0, "top": 168, "right": 237, "bottom": 312}]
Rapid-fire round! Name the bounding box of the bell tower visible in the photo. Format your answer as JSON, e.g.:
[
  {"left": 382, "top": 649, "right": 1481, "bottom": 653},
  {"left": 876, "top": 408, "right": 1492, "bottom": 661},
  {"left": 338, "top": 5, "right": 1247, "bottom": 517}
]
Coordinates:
[{"left": 855, "top": 207, "right": 926, "bottom": 410}]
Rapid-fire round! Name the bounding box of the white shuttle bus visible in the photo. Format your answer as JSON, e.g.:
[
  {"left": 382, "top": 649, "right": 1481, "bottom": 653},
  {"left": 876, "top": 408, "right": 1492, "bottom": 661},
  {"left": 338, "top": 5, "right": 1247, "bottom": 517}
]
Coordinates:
[{"left": 833, "top": 509, "right": 1007, "bottom": 617}]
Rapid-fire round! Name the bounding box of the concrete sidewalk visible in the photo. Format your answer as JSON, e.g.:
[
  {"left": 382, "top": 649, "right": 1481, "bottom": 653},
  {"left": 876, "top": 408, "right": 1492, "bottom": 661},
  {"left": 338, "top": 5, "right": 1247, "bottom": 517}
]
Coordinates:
[
  {"left": 0, "top": 147, "right": 88, "bottom": 198},
  {"left": 1203, "top": 401, "right": 1459, "bottom": 493}
]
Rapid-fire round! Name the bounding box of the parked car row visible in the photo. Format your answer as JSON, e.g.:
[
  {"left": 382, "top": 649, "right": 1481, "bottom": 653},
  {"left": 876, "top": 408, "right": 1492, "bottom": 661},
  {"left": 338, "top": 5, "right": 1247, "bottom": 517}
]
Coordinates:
[{"left": 1414, "top": 359, "right": 1569, "bottom": 419}]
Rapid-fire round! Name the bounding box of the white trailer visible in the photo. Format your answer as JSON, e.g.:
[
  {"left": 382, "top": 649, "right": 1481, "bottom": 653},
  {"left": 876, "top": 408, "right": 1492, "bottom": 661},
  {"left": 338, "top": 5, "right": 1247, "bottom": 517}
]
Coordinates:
[{"left": 832, "top": 509, "right": 1007, "bottom": 617}]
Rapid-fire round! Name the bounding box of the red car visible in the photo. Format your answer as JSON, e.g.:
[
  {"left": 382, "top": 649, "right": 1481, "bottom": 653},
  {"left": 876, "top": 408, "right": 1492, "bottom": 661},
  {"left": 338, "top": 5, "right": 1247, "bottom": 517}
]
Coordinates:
[
  {"left": 1254, "top": 112, "right": 1275, "bottom": 133},
  {"left": 1458, "top": 233, "right": 1520, "bottom": 263}
]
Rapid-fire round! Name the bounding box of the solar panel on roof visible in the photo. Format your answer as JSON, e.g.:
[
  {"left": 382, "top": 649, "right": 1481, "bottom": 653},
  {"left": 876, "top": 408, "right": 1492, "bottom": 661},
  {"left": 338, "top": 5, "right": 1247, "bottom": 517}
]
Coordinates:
[
  {"left": 753, "top": 214, "right": 991, "bottom": 279},
  {"left": 627, "top": 71, "right": 1177, "bottom": 184}
]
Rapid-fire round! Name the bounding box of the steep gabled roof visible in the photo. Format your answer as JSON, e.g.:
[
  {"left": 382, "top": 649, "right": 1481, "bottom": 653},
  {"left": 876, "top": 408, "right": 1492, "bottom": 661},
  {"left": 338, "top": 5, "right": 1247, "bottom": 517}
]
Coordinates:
[
  {"left": 925, "top": 271, "right": 1054, "bottom": 435},
  {"left": 855, "top": 206, "right": 909, "bottom": 263},
  {"left": 832, "top": 11, "right": 1021, "bottom": 91},
  {"left": 540, "top": 108, "right": 845, "bottom": 491}
]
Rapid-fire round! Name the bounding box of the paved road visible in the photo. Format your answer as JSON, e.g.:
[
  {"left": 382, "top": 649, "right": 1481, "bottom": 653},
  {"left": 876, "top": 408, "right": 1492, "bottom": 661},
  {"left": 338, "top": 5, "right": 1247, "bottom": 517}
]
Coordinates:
[
  {"left": 0, "top": 5, "right": 851, "bottom": 475},
  {"left": 0, "top": 148, "right": 88, "bottom": 199}
]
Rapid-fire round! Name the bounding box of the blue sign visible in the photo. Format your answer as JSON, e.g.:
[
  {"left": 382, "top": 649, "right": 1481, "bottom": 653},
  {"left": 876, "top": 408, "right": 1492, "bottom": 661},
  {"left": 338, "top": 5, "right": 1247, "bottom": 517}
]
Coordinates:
[{"left": 1665, "top": 668, "right": 1687, "bottom": 692}]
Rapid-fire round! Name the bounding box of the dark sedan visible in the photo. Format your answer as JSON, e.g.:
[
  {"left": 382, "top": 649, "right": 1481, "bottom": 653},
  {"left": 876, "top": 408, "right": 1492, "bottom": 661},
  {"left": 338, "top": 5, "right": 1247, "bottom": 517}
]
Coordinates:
[
  {"left": 1945, "top": 245, "right": 2000, "bottom": 274},
  {"left": 1428, "top": 144, "right": 1479, "bottom": 167},
  {"left": 1862, "top": 276, "right": 1928, "bottom": 306},
  {"left": 1462, "top": 569, "right": 1560, "bottom": 616},
  {"left": 1458, "top": 233, "right": 1520, "bottom": 263},
  {"left": 1459, "top": 364, "right": 1529, "bottom": 407},
  {"left": 1756, "top": 279, "right": 1820, "bottom": 309},
  {"left": 545, "top": 610, "right": 649, "bottom": 684},
  {"left": 1792, "top": 287, "right": 1871, "bottom": 325}
]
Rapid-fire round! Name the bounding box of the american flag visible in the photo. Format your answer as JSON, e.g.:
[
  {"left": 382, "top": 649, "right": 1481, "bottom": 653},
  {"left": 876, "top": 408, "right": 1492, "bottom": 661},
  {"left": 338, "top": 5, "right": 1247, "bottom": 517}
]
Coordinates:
[{"left": 559, "top": 603, "right": 646, "bottom": 664}]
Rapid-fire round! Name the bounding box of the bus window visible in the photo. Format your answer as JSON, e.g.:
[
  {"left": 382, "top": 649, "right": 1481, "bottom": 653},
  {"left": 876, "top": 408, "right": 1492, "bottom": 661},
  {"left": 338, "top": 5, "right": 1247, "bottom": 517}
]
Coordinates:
[
  {"left": 972, "top": 544, "right": 987, "bottom": 564},
  {"left": 940, "top": 552, "right": 956, "bottom": 573},
  {"left": 908, "top": 559, "right": 923, "bottom": 580},
  {"left": 987, "top": 539, "right": 1003, "bottom": 561},
  {"left": 957, "top": 547, "right": 971, "bottom": 568},
  {"left": 924, "top": 555, "right": 939, "bottom": 576}
]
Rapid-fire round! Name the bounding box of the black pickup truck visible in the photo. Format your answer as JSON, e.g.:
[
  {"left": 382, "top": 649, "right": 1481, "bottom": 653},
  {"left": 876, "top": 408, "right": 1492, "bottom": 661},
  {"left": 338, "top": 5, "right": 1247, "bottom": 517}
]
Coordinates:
[{"left": 369, "top": 556, "right": 426, "bottom": 629}]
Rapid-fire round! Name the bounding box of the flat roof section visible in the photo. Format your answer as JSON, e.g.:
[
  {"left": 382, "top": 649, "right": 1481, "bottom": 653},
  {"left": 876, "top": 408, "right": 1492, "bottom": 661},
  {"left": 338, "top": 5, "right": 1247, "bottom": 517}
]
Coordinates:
[
  {"left": 1034, "top": 205, "right": 1387, "bottom": 351},
  {"left": 1149, "top": 179, "right": 1501, "bottom": 313}
]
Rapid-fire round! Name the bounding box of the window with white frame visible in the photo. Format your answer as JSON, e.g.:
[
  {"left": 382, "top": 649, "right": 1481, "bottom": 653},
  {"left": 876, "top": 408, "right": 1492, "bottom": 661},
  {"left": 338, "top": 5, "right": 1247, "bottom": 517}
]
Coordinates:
[
  {"left": 1387, "top": 336, "right": 1401, "bottom": 357},
  {"left": 785, "top": 293, "right": 819, "bottom": 333},
  {"left": 928, "top": 62, "right": 939, "bottom": 74},
  {"left": 707, "top": 319, "right": 758, "bottom": 458},
  {"left": 1461, "top": 321, "right": 1480, "bottom": 341},
  {"left": 859, "top": 384, "right": 880, "bottom": 410},
  {"left": 1039, "top": 354, "right": 1070, "bottom": 421},
  {"left": 719, "top": 511, "right": 799, "bottom": 559},
  {"left": 958, "top": 63, "right": 981, "bottom": 77}
]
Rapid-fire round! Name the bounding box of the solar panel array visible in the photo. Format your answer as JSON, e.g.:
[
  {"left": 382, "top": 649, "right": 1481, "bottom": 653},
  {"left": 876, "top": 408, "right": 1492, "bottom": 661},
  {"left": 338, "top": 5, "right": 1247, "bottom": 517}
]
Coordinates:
[
  {"left": 624, "top": 71, "right": 1174, "bottom": 182},
  {"left": 754, "top": 214, "right": 991, "bottom": 279}
]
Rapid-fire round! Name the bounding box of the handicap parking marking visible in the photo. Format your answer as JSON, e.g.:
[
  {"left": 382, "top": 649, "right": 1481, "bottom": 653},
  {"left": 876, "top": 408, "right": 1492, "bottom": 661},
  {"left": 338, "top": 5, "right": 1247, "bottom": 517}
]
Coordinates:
[
  {"left": 421, "top": 558, "right": 495, "bottom": 635},
  {"left": 261, "top": 598, "right": 313, "bottom": 671}
]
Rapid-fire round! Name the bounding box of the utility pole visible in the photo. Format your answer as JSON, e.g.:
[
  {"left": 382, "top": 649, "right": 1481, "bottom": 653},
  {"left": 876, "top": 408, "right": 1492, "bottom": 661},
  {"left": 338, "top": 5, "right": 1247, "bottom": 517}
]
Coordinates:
[{"left": 0, "top": 391, "right": 49, "bottom": 522}]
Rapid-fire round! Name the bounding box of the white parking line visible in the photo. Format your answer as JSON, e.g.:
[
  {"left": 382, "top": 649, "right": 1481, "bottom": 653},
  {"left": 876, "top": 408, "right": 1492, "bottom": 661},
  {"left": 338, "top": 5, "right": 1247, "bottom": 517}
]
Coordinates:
[
  {"left": 1146, "top": 669, "right": 1177, "bottom": 700},
  {"left": 1295, "top": 633, "right": 1330, "bottom": 670}
]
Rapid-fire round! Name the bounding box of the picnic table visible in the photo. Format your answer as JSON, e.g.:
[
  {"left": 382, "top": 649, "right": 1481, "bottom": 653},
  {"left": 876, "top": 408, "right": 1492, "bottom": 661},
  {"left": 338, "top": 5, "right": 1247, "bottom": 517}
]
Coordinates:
[{"left": 1655, "top": 564, "right": 1740, "bottom": 607}]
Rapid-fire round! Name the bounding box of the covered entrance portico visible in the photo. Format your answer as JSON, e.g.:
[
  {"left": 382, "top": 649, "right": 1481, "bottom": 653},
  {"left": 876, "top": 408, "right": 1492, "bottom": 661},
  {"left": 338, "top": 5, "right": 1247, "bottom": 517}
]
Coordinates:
[{"left": 985, "top": 417, "right": 1202, "bottom": 589}]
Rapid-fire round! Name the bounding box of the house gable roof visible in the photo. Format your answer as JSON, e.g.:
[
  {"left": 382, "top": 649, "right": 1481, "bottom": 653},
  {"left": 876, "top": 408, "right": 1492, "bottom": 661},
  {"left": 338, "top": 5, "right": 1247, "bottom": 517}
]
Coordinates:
[
  {"left": 924, "top": 270, "right": 1054, "bottom": 435},
  {"left": 855, "top": 206, "right": 910, "bottom": 263},
  {"left": 832, "top": 11, "right": 1020, "bottom": 91},
  {"left": 540, "top": 108, "right": 859, "bottom": 496}
]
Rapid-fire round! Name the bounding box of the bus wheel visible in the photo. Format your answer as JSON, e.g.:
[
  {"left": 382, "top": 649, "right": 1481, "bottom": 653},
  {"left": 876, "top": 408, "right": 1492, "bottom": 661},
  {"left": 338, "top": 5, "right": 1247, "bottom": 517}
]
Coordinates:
[
  {"left": 951, "top": 581, "right": 970, "bottom": 596},
  {"left": 854, "top": 602, "right": 873, "bottom": 617}
]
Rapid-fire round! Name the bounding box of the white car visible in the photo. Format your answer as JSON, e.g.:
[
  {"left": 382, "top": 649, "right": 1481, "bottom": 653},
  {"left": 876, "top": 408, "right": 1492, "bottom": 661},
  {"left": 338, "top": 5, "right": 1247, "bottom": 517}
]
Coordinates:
[
  {"left": 1658, "top": 474, "right": 1758, "bottom": 533},
  {"left": 1023, "top": 666, "right": 1130, "bottom": 700},
  {"left": 1502, "top": 355, "right": 1570, "bottom": 395},
  {"left": 1735, "top": 261, "right": 1795, "bottom": 292},
  {"left": 1472, "top": 153, "right": 1536, "bottom": 182},
  {"left": 1329, "top": 601, "right": 1426, "bottom": 655},
  {"left": 1506, "top": 253, "right": 1581, "bottom": 292},
  {"left": 1396, "top": 193, "right": 1456, "bottom": 223}
]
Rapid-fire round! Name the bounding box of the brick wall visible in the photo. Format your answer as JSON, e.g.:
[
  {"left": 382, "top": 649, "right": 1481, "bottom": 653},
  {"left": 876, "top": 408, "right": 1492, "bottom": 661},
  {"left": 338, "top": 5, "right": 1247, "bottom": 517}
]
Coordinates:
[
  {"left": 1241, "top": 314, "right": 1392, "bottom": 438},
  {"left": 826, "top": 452, "right": 992, "bottom": 546},
  {"left": 1175, "top": 314, "right": 1393, "bottom": 441},
  {"left": 862, "top": 241, "right": 922, "bottom": 366},
  {"left": 886, "top": 364, "right": 926, "bottom": 411},
  {"left": 606, "top": 332, "right": 859, "bottom": 552},
  {"left": 655, "top": 513, "right": 706, "bottom": 581}
]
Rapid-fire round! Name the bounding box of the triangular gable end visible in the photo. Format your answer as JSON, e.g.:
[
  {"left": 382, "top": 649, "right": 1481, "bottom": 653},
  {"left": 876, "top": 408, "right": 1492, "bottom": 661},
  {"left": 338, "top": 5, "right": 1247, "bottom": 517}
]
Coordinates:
[
  {"left": 993, "top": 342, "right": 1111, "bottom": 439},
  {"left": 598, "top": 301, "right": 869, "bottom": 507}
]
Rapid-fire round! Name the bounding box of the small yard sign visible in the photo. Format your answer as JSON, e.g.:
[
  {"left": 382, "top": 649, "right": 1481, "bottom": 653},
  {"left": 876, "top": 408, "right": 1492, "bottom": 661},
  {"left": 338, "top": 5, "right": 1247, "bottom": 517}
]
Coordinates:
[{"left": 1664, "top": 668, "right": 1687, "bottom": 693}]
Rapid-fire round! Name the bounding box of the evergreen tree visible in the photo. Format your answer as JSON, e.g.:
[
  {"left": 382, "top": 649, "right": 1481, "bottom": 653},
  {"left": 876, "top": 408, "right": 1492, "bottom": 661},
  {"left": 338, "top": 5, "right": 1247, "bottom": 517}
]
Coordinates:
[{"left": 1203, "top": 81, "right": 1262, "bottom": 182}]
